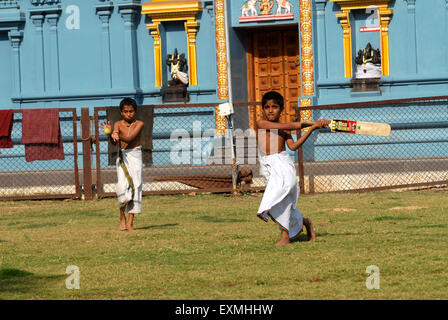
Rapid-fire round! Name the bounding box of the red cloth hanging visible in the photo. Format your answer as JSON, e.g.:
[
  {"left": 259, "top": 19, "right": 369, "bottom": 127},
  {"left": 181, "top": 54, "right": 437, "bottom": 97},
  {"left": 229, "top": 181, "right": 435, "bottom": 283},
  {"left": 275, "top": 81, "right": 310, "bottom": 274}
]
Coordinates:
[
  {"left": 0, "top": 110, "right": 14, "bottom": 148},
  {"left": 21, "top": 108, "right": 65, "bottom": 162}
]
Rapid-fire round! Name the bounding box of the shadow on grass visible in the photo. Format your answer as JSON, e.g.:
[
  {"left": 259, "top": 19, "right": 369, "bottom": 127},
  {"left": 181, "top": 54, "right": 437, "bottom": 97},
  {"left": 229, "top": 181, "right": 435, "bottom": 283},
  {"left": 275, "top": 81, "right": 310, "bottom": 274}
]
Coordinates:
[
  {"left": 314, "top": 231, "right": 359, "bottom": 237},
  {"left": 290, "top": 233, "right": 312, "bottom": 242},
  {"left": 406, "top": 224, "right": 446, "bottom": 229},
  {"left": 14, "top": 222, "right": 64, "bottom": 230},
  {"left": 199, "top": 216, "right": 246, "bottom": 223},
  {"left": 134, "top": 223, "right": 178, "bottom": 230},
  {"left": 371, "top": 216, "right": 416, "bottom": 222},
  {"left": 0, "top": 268, "right": 66, "bottom": 296}
]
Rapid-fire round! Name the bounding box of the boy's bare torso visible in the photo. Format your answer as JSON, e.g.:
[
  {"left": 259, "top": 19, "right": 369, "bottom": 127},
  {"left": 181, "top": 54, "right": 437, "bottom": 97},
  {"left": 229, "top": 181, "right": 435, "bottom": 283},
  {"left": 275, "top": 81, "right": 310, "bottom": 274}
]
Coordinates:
[
  {"left": 257, "top": 129, "right": 290, "bottom": 155},
  {"left": 117, "top": 120, "right": 143, "bottom": 149}
]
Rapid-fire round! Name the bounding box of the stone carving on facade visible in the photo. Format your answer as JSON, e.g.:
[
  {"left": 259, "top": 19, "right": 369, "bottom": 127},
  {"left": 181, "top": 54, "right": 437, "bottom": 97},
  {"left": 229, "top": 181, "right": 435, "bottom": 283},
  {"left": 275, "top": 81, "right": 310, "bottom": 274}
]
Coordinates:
[
  {"left": 241, "top": 0, "right": 257, "bottom": 16},
  {"left": 354, "top": 42, "right": 381, "bottom": 79},
  {"left": 31, "top": 0, "right": 60, "bottom": 5},
  {"left": 162, "top": 48, "right": 189, "bottom": 102},
  {"left": 275, "top": 0, "right": 292, "bottom": 14},
  {"left": 0, "top": 1, "right": 19, "bottom": 8},
  {"left": 258, "top": 0, "right": 274, "bottom": 15},
  {"left": 166, "top": 48, "right": 189, "bottom": 87},
  {"left": 239, "top": 0, "right": 294, "bottom": 24}
]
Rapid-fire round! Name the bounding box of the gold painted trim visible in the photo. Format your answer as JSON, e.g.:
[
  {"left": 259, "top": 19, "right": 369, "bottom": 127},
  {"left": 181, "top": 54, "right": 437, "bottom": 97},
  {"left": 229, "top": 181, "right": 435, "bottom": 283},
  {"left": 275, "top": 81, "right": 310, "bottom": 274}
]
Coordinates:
[
  {"left": 336, "top": 10, "right": 353, "bottom": 78},
  {"left": 142, "top": 0, "right": 202, "bottom": 18},
  {"left": 185, "top": 20, "right": 200, "bottom": 85},
  {"left": 300, "top": 0, "right": 315, "bottom": 97},
  {"left": 214, "top": 0, "right": 228, "bottom": 136},
  {"left": 142, "top": 0, "right": 202, "bottom": 87},
  {"left": 330, "top": 0, "right": 391, "bottom": 10},
  {"left": 300, "top": 98, "right": 312, "bottom": 124},
  {"left": 379, "top": 7, "right": 392, "bottom": 76},
  {"left": 299, "top": 0, "right": 314, "bottom": 122},
  {"left": 147, "top": 22, "right": 162, "bottom": 87}
]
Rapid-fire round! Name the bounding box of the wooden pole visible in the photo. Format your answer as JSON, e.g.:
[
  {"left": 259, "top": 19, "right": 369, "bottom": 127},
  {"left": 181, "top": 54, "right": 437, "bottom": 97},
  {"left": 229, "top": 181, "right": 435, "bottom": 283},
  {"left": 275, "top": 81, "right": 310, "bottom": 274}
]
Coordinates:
[{"left": 81, "top": 108, "right": 93, "bottom": 200}]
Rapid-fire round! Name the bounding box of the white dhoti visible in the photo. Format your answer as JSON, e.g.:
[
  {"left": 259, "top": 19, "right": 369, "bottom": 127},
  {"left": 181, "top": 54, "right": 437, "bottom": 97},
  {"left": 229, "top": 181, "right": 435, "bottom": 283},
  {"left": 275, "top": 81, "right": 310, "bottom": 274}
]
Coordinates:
[
  {"left": 116, "top": 146, "right": 142, "bottom": 214},
  {"left": 257, "top": 151, "right": 303, "bottom": 239}
]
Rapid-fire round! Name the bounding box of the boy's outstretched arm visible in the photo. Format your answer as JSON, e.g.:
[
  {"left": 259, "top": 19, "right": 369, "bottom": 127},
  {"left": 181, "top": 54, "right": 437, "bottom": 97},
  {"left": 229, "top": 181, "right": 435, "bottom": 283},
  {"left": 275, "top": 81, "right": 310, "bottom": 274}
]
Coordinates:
[
  {"left": 256, "top": 119, "right": 302, "bottom": 131},
  {"left": 286, "top": 119, "right": 330, "bottom": 151},
  {"left": 257, "top": 119, "right": 329, "bottom": 131},
  {"left": 117, "top": 121, "right": 144, "bottom": 143}
]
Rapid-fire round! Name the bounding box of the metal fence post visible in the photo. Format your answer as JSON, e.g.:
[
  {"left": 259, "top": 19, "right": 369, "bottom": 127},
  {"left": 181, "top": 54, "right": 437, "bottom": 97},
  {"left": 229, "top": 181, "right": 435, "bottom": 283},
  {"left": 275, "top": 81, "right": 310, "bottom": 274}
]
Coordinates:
[
  {"left": 297, "top": 107, "right": 306, "bottom": 194},
  {"left": 81, "top": 108, "right": 93, "bottom": 200}
]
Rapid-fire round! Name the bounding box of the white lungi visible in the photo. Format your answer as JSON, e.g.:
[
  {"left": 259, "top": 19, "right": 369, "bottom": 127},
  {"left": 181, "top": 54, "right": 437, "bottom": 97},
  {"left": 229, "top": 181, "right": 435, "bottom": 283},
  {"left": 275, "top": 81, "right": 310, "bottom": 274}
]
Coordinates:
[
  {"left": 116, "top": 146, "right": 142, "bottom": 214},
  {"left": 257, "top": 151, "right": 303, "bottom": 239}
]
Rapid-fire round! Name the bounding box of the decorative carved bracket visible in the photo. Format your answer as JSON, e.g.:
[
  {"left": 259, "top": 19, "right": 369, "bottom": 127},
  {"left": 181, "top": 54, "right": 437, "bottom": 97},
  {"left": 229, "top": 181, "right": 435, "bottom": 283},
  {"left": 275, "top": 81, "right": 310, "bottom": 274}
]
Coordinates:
[{"left": 31, "top": 0, "right": 60, "bottom": 5}]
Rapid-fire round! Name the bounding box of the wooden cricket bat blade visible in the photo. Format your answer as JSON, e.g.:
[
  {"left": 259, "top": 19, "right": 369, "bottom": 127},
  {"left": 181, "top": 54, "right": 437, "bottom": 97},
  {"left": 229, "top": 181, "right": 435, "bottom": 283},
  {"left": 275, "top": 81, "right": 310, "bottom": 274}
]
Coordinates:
[{"left": 330, "top": 119, "right": 391, "bottom": 136}]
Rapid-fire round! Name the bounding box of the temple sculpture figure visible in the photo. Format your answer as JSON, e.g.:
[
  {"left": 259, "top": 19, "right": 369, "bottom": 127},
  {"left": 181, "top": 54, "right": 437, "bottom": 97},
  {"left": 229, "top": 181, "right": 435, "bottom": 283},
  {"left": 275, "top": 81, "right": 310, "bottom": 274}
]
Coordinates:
[
  {"left": 354, "top": 43, "right": 381, "bottom": 79},
  {"left": 166, "top": 48, "right": 189, "bottom": 87}
]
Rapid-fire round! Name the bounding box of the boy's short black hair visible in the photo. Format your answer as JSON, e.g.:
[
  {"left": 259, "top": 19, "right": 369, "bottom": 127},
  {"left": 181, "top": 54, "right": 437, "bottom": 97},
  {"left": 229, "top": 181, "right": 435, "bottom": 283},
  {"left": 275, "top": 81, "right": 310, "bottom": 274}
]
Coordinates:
[
  {"left": 262, "top": 91, "right": 284, "bottom": 110},
  {"left": 119, "top": 98, "right": 137, "bottom": 111}
]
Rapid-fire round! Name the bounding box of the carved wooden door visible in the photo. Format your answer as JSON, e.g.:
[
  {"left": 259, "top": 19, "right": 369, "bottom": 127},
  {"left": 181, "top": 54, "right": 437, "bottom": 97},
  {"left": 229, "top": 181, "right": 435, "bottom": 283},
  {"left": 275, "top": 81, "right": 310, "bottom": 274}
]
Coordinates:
[{"left": 247, "top": 28, "right": 301, "bottom": 129}]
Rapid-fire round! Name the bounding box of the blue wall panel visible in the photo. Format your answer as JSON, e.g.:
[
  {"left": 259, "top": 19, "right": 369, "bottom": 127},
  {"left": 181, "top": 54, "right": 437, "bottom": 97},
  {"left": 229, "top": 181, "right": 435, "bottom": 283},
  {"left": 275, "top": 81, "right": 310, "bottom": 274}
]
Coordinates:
[
  {"left": 0, "top": 0, "right": 220, "bottom": 110},
  {"left": 315, "top": 0, "right": 448, "bottom": 105},
  {"left": 0, "top": 32, "right": 12, "bottom": 108}
]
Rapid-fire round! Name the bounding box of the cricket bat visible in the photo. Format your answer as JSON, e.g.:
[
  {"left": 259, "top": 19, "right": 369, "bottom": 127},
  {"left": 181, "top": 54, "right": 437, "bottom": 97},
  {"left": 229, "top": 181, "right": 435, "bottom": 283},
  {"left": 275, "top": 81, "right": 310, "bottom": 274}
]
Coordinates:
[{"left": 329, "top": 119, "right": 391, "bottom": 136}]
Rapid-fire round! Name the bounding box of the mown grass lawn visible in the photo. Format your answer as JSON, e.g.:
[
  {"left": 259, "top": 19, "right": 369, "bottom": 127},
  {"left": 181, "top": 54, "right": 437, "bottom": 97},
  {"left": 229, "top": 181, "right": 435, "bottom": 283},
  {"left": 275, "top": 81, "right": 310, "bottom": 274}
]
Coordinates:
[{"left": 0, "top": 189, "right": 447, "bottom": 300}]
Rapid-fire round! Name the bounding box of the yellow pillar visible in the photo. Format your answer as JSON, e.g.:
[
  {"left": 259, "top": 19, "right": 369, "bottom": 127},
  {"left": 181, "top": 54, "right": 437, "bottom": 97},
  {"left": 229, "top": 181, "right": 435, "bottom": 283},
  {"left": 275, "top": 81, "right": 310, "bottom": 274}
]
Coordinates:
[
  {"left": 299, "top": 0, "right": 315, "bottom": 123},
  {"left": 214, "top": 0, "right": 228, "bottom": 136},
  {"left": 336, "top": 10, "right": 353, "bottom": 78},
  {"left": 379, "top": 8, "right": 393, "bottom": 76},
  {"left": 185, "top": 19, "right": 200, "bottom": 85},
  {"left": 147, "top": 22, "right": 162, "bottom": 87}
]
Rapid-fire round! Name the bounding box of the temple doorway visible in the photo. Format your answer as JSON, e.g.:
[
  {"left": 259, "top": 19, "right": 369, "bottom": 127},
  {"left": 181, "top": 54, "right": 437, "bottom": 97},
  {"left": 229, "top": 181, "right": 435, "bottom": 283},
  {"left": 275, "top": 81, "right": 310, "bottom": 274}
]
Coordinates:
[{"left": 246, "top": 27, "right": 301, "bottom": 129}]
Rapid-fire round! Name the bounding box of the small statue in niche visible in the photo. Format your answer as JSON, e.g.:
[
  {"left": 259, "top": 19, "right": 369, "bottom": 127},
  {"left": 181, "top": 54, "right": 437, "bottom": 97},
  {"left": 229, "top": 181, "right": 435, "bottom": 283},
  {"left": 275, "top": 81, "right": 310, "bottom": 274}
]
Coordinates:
[
  {"left": 354, "top": 43, "right": 381, "bottom": 79},
  {"left": 166, "top": 48, "right": 189, "bottom": 87},
  {"left": 258, "top": 0, "right": 274, "bottom": 15}
]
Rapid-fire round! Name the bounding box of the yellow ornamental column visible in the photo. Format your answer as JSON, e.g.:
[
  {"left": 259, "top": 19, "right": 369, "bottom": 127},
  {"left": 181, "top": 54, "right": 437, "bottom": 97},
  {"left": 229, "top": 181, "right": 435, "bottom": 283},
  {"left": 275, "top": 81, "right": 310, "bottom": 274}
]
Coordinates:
[
  {"left": 214, "top": 0, "right": 228, "bottom": 136},
  {"left": 147, "top": 22, "right": 162, "bottom": 87},
  {"left": 379, "top": 8, "right": 393, "bottom": 76},
  {"left": 336, "top": 10, "right": 353, "bottom": 78},
  {"left": 300, "top": 0, "right": 315, "bottom": 122},
  {"left": 185, "top": 19, "right": 200, "bottom": 85}
]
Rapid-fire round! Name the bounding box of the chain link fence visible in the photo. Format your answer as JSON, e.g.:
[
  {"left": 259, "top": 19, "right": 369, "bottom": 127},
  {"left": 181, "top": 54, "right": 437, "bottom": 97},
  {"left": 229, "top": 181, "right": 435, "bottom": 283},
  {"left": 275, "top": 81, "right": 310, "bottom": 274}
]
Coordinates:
[
  {"left": 2, "top": 97, "right": 448, "bottom": 200},
  {"left": 0, "top": 108, "right": 81, "bottom": 200},
  {"left": 298, "top": 97, "right": 448, "bottom": 193},
  {"left": 93, "top": 104, "right": 250, "bottom": 197}
]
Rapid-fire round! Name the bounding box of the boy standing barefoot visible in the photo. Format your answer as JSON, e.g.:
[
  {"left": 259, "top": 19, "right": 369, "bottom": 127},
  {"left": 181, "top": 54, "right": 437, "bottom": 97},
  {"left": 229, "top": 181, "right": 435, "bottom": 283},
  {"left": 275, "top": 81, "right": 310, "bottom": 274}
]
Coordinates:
[
  {"left": 100, "top": 98, "right": 144, "bottom": 231},
  {"left": 256, "top": 91, "right": 330, "bottom": 245}
]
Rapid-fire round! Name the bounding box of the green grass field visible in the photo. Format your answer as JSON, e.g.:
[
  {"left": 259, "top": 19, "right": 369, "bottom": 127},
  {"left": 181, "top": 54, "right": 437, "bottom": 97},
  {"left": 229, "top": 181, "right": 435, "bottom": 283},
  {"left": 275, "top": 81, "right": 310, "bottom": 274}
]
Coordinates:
[{"left": 0, "top": 189, "right": 447, "bottom": 300}]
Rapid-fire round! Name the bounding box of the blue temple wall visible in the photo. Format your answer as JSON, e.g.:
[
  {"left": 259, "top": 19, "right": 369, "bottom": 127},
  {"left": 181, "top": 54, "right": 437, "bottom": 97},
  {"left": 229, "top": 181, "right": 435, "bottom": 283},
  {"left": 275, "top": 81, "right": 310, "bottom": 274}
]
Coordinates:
[
  {"left": 0, "top": 0, "right": 220, "bottom": 111},
  {"left": 0, "top": 0, "right": 221, "bottom": 170},
  {"left": 314, "top": 0, "right": 448, "bottom": 105},
  {"left": 2, "top": 1, "right": 448, "bottom": 169},
  {"left": 308, "top": 0, "right": 448, "bottom": 162}
]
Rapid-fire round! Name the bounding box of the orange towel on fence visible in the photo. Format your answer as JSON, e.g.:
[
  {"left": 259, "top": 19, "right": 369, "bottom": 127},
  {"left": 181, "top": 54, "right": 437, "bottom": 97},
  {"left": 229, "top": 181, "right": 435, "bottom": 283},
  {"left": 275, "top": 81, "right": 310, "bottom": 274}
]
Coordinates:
[
  {"left": 0, "top": 110, "right": 14, "bottom": 148},
  {"left": 21, "top": 108, "right": 65, "bottom": 162}
]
